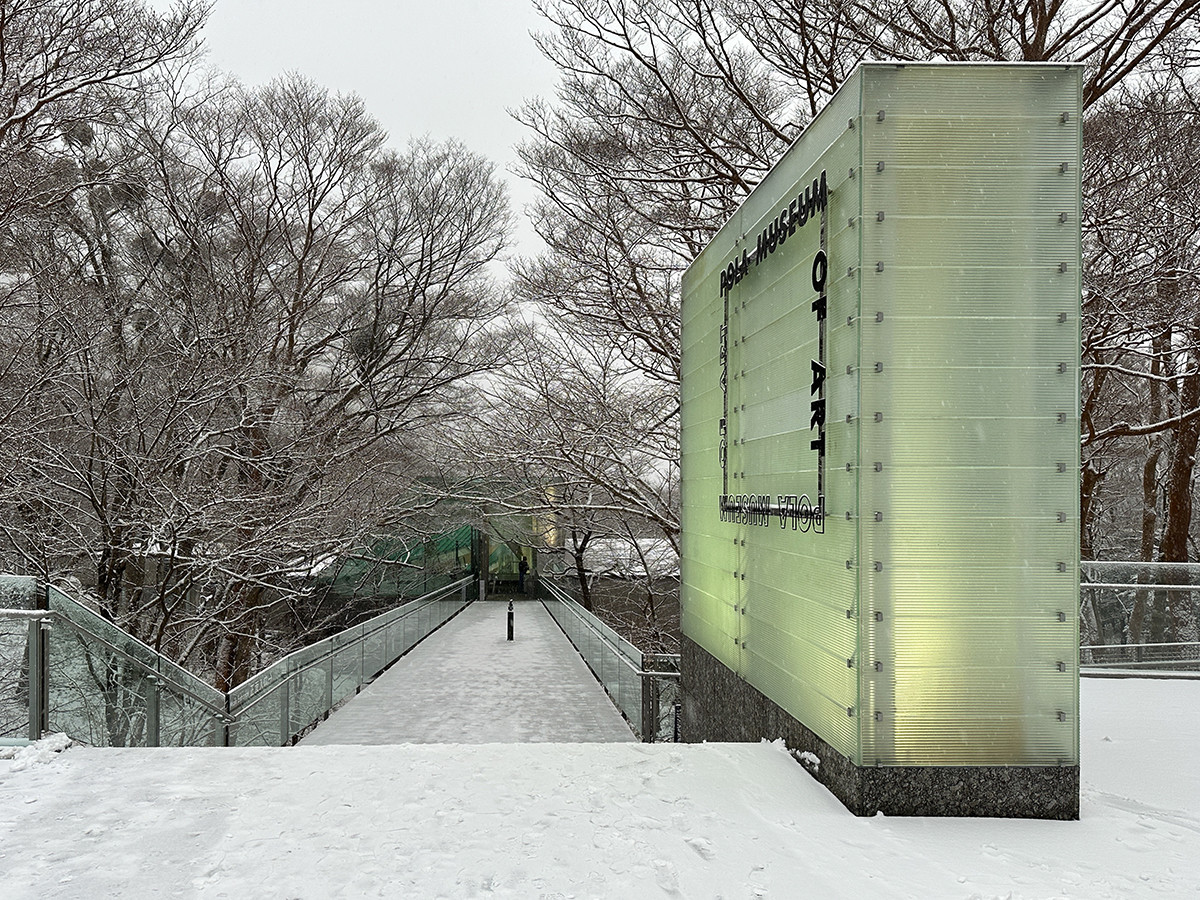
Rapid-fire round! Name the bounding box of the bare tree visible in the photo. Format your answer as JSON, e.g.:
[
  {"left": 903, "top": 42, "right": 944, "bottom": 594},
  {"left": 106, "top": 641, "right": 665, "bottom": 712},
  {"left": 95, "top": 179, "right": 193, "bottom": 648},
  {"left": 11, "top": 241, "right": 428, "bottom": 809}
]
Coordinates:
[
  {"left": 444, "top": 303, "right": 678, "bottom": 634},
  {"left": 730, "top": 0, "right": 1200, "bottom": 111},
  {"left": 1079, "top": 62, "right": 1200, "bottom": 642},
  {"left": 0, "top": 0, "right": 208, "bottom": 231},
  {"left": 0, "top": 63, "right": 512, "bottom": 687}
]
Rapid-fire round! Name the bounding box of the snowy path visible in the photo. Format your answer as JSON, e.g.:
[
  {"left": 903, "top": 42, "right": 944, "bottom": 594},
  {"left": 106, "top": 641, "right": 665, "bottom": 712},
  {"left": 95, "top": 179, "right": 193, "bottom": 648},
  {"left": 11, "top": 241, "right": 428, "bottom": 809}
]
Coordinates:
[
  {"left": 301, "top": 598, "right": 636, "bottom": 744},
  {"left": 2, "top": 679, "right": 1199, "bottom": 898}
]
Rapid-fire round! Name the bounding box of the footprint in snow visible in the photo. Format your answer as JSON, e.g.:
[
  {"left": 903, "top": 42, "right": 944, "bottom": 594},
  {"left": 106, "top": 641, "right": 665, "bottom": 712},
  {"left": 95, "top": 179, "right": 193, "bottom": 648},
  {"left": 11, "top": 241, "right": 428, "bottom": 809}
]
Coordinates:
[
  {"left": 686, "top": 836, "right": 716, "bottom": 860},
  {"left": 653, "top": 858, "right": 680, "bottom": 893}
]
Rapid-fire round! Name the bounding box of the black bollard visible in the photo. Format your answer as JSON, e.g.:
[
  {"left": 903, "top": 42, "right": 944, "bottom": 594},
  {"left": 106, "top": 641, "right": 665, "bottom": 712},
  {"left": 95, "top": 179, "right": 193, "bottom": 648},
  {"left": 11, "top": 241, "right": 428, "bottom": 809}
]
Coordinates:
[{"left": 507, "top": 599, "right": 514, "bottom": 641}]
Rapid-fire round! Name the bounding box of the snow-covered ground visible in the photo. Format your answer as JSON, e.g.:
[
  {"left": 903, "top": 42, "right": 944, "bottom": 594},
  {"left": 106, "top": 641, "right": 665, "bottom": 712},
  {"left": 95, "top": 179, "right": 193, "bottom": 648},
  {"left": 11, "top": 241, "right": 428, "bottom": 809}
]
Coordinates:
[{"left": 1, "top": 677, "right": 1197, "bottom": 899}]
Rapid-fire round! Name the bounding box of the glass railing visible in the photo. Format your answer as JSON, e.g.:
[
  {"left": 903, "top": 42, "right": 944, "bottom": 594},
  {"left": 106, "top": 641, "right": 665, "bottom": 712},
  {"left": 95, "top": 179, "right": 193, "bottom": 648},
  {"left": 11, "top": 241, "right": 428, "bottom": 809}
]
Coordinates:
[
  {"left": 1079, "top": 642, "right": 1200, "bottom": 669},
  {"left": 5, "top": 577, "right": 473, "bottom": 747},
  {"left": 44, "top": 585, "right": 228, "bottom": 747},
  {"left": 0, "top": 610, "right": 48, "bottom": 741},
  {"left": 228, "top": 579, "right": 472, "bottom": 746},
  {"left": 1081, "top": 561, "right": 1200, "bottom": 670},
  {"left": 537, "top": 578, "right": 680, "bottom": 742}
]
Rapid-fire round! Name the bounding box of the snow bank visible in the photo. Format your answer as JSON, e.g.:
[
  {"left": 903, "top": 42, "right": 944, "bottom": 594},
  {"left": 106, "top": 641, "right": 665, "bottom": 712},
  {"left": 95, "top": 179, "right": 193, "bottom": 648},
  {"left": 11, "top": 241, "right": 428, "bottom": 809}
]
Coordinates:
[
  {"left": 0, "top": 680, "right": 1196, "bottom": 898},
  {"left": 0, "top": 733, "right": 72, "bottom": 771}
]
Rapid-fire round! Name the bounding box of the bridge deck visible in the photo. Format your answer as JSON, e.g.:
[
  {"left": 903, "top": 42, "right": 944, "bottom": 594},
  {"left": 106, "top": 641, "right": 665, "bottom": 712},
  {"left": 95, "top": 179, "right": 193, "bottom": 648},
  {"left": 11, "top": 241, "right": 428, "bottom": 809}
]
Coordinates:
[{"left": 301, "top": 598, "right": 636, "bottom": 744}]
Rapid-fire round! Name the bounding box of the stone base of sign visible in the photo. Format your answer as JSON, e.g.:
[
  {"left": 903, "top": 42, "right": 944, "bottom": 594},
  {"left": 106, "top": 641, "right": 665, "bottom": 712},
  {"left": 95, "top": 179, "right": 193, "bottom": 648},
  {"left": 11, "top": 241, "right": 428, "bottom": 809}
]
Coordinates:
[{"left": 680, "top": 637, "right": 1079, "bottom": 819}]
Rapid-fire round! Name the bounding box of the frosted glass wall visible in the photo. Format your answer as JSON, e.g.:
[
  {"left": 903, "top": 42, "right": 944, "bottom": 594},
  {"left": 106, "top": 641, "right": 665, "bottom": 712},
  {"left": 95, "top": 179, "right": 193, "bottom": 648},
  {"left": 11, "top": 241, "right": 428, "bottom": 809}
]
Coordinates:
[{"left": 681, "top": 64, "right": 1081, "bottom": 767}]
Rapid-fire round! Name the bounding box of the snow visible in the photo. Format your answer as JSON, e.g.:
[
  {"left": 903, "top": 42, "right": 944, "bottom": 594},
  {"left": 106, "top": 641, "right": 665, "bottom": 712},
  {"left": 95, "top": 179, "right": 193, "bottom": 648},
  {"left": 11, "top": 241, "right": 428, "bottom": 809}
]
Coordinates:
[
  {"left": 797, "top": 750, "right": 820, "bottom": 775},
  {"left": 302, "top": 599, "right": 635, "bottom": 744},
  {"left": 1, "top": 679, "right": 1198, "bottom": 898},
  {"left": 0, "top": 732, "right": 71, "bottom": 771}
]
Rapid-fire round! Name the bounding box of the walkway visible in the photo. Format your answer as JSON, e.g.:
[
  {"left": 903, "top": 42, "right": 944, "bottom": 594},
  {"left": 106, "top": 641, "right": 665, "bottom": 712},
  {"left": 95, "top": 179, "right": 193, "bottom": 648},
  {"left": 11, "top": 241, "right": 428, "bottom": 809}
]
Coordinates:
[{"left": 301, "top": 598, "right": 635, "bottom": 744}]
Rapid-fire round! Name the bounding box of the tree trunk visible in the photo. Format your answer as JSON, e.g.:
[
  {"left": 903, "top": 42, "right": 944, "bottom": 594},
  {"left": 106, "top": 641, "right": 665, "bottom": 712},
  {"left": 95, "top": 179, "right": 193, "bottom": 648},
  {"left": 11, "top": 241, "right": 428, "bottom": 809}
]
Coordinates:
[
  {"left": 214, "top": 632, "right": 239, "bottom": 693},
  {"left": 1128, "top": 326, "right": 1168, "bottom": 643},
  {"left": 1155, "top": 314, "right": 1200, "bottom": 642},
  {"left": 1128, "top": 446, "right": 1160, "bottom": 644},
  {"left": 1079, "top": 461, "right": 1105, "bottom": 561},
  {"left": 570, "top": 529, "right": 593, "bottom": 611}
]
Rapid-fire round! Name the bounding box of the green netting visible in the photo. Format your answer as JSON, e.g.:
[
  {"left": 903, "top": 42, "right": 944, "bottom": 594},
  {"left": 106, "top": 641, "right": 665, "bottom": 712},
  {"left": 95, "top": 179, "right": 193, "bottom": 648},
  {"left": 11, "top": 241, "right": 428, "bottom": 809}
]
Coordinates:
[{"left": 313, "top": 526, "right": 475, "bottom": 610}]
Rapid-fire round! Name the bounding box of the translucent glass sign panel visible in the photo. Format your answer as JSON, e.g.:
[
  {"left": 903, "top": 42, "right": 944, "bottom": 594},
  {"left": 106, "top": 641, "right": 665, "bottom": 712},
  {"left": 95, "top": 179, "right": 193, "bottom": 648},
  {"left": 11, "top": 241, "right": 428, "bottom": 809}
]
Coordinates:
[{"left": 681, "top": 64, "right": 1081, "bottom": 768}]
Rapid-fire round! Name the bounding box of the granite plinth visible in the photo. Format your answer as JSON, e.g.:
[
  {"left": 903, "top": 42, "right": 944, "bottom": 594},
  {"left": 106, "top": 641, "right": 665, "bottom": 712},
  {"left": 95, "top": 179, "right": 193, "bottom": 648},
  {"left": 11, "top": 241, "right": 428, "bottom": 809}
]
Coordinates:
[{"left": 681, "top": 636, "right": 1079, "bottom": 819}]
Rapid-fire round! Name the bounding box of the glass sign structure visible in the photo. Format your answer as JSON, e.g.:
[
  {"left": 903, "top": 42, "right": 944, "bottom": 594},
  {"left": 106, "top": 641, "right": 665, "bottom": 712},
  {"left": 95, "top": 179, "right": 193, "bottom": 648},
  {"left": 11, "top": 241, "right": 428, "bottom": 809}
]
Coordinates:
[{"left": 680, "top": 64, "right": 1081, "bottom": 814}]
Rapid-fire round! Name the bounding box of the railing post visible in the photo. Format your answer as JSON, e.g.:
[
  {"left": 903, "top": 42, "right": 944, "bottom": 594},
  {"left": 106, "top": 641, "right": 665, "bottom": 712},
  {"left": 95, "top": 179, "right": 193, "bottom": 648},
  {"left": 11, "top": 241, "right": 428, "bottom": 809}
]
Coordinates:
[
  {"left": 146, "top": 675, "right": 161, "bottom": 747},
  {"left": 325, "top": 651, "right": 334, "bottom": 720},
  {"left": 641, "top": 672, "right": 657, "bottom": 743},
  {"left": 27, "top": 617, "right": 49, "bottom": 742},
  {"left": 358, "top": 633, "right": 365, "bottom": 691},
  {"left": 280, "top": 665, "right": 291, "bottom": 746}
]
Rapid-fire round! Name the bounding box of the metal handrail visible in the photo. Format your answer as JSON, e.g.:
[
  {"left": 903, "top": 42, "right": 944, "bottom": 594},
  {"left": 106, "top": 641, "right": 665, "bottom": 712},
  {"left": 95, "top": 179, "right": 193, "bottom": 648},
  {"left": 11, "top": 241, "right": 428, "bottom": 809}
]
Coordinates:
[
  {"left": 1080, "top": 563, "right": 1200, "bottom": 665},
  {"left": 51, "top": 614, "right": 230, "bottom": 717},
  {"left": 1083, "top": 561, "right": 1200, "bottom": 569},
  {"left": 47, "top": 585, "right": 220, "bottom": 706},
  {"left": 1082, "top": 660, "right": 1200, "bottom": 668},
  {"left": 1082, "top": 642, "right": 1200, "bottom": 650},
  {"left": 1081, "top": 642, "right": 1200, "bottom": 660},
  {"left": 1080, "top": 641, "right": 1200, "bottom": 673},
  {"left": 538, "top": 579, "right": 681, "bottom": 742},
  {"left": 539, "top": 582, "right": 682, "bottom": 682},
  {"left": 540, "top": 581, "right": 642, "bottom": 669},
  {"left": 1082, "top": 582, "right": 1199, "bottom": 590},
  {"left": 1082, "top": 559, "right": 1200, "bottom": 586}
]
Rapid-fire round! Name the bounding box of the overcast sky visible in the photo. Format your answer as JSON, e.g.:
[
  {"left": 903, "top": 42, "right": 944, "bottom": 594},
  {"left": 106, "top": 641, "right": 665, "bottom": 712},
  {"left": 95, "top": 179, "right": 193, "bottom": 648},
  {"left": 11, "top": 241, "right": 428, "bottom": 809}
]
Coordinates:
[{"left": 163, "top": 0, "right": 561, "bottom": 255}]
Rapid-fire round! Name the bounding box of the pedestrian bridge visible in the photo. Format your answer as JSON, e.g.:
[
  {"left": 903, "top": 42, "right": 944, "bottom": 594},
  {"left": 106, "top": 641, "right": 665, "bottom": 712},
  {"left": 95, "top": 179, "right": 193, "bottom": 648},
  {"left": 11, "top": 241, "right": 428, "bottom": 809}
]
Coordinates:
[
  {"left": 2, "top": 577, "right": 679, "bottom": 749},
  {"left": 302, "top": 598, "right": 634, "bottom": 745}
]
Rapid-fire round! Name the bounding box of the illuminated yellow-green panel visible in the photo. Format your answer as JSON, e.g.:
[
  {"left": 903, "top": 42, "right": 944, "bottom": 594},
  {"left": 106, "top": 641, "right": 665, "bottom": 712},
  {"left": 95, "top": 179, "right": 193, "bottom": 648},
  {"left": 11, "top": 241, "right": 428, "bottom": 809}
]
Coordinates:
[{"left": 682, "top": 63, "right": 1080, "bottom": 769}]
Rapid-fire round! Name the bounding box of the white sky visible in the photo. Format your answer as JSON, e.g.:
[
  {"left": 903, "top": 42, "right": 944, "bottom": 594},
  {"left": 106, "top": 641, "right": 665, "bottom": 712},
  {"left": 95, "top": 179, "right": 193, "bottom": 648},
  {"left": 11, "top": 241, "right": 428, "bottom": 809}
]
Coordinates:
[{"left": 160, "top": 0, "right": 561, "bottom": 256}]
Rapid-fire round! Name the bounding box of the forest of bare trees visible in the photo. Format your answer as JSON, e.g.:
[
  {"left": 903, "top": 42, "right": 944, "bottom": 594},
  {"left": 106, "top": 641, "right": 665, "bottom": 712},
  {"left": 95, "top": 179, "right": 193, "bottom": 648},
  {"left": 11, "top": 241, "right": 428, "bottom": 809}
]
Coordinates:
[
  {"left": 0, "top": 0, "right": 512, "bottom": 686},
  {"left": 2, "top": 0, "right": 1199, "bottom": 681}
]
